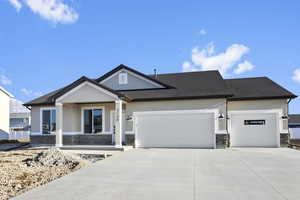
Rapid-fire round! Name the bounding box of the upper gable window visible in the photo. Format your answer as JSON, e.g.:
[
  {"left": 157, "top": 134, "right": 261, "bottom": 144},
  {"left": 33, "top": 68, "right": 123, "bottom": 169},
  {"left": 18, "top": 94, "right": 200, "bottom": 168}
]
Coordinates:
[{"left": 118, "top": 72, "right": 128, "bottom": 84}]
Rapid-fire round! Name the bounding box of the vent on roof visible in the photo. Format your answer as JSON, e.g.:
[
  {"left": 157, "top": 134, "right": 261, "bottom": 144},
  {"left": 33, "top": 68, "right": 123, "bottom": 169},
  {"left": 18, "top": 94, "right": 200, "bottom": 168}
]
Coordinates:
[
  {"left": 119, "top": 71, "right": 128, "bottom": 84},
  {"left": 154, "top": 68, "right": 157, "bottom": 79}
]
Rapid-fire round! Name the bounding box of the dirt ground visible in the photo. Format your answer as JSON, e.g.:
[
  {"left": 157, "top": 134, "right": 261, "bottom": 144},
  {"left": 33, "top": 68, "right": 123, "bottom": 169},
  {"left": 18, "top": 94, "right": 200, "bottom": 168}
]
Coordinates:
[{"left": 0, "top": 147, "right": 100, "bottom": 200}]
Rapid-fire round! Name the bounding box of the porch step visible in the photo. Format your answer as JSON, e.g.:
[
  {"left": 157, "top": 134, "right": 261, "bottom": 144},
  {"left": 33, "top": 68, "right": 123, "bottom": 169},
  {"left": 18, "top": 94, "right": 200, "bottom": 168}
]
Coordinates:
[{"left": 59, "top": 145, "right": 133, "bottom": 151}]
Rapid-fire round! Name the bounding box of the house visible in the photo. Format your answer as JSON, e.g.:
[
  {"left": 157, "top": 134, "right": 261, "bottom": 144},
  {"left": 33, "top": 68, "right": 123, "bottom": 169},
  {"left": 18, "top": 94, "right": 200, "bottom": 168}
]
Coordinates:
[
  {"left": 0, "top": 87, "right": 13, "bottom": 140},
  {"left": 10, "top": 98, "right": 31, "bottom": 132},
  {"left": 289, "top": 114, "right": 300, "bottom": 139},
  {"left": 24, "top": 64, "right": 297, "bottom": 148}
]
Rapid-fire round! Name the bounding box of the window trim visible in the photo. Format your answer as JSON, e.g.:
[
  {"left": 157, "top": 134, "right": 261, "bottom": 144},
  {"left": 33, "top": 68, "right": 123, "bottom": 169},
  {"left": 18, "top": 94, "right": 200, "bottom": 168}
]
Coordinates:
[
  {"left": 81, "top": 106, "right": 105, "bottom": 134},
  {"left": 118, "top": 71, "right": 128, "bottom": 84},
  {"left": 40, "top": 107, "right": 56, "bottom": 135}
]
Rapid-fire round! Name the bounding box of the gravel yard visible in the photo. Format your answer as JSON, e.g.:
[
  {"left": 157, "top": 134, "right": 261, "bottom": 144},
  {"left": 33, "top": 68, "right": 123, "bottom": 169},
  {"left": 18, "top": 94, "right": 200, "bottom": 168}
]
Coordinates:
[{"left": 0, "top": 147, "right": 105, "bottom": 200}]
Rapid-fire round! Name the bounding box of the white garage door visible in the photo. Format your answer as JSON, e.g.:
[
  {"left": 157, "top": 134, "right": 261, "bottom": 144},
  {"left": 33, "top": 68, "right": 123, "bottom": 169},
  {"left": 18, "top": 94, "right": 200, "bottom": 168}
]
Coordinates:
[
  {"left": 134, "top": 110, "right": 215, "bottom": 148},
  {"left": 230, "top": 113, "right": 279, "bottom": 147}
]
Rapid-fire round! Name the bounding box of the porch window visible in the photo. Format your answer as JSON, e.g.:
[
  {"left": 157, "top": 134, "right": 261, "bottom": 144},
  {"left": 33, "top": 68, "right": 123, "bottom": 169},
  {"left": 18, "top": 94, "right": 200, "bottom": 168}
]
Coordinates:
[
  {"left": 42, "top": 109, "right": 56, "bottom": 134},
  {"left": 83, "top": 108, "right": 103, "bottom": 134}
]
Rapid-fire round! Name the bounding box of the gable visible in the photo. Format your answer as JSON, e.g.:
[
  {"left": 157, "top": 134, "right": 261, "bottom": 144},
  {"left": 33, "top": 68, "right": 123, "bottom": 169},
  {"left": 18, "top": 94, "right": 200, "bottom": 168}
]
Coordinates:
[
  {"left": 56, "top": 82, "right": 118, "bottom": 103},
  {"left": 98, "top": 65, "right": 169, "bottom": 91},
  {"left": 100, "top": 69, "right": 163, "bottom": 90}
]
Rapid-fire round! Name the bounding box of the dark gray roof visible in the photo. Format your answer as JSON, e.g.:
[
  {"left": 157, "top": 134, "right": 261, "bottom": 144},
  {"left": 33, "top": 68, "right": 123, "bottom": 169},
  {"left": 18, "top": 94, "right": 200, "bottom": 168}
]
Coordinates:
[
  {"left": 225, "top": 77, "right": 297, "bottom": 101},
  {"left": 289, "top": 114, "right": 300, "bottom": 125},
  {"left": 24, "top": 76, "right": 125, "bottom": 106},
  {"left": 24, "top": 65, "right": 297, "bottom": 106},
  {"left": 120, "top": 70, "right": 232, "bottom": 101}
]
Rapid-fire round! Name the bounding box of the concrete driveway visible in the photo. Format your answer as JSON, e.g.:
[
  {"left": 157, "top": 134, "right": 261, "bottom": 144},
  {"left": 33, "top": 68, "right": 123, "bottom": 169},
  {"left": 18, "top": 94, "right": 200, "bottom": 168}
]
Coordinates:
[{"left": 14, "top": 148, "right": 300, "bottom": 200}]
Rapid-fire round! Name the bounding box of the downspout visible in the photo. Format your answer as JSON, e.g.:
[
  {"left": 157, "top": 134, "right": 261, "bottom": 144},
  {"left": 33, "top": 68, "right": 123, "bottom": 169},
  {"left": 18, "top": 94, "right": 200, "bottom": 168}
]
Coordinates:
[
  {"left": 287, "top": 98, "right": 292, "bottom": 146},
  {"left": 225, "top": 100, "right": 230, "bottom": 148}
]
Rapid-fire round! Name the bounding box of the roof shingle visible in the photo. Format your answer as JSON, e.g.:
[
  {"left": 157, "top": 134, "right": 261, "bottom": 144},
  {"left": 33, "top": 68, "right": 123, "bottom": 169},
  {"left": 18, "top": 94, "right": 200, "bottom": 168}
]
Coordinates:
[{"left": 225, "top": 77, "right": 297, "bottom": 101}]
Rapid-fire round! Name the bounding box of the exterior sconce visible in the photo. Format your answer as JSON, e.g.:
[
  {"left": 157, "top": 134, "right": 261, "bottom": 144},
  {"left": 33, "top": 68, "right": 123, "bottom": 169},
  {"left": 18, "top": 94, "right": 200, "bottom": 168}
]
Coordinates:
[
  {"left": 281, "top": 115, "right": 289, "bottom": 120},
  {"left": 126, "top": 115, "right": 133, "bottom": 121},
  {"left": 218, "top": 113, "right": 225, "bottom": 119}
]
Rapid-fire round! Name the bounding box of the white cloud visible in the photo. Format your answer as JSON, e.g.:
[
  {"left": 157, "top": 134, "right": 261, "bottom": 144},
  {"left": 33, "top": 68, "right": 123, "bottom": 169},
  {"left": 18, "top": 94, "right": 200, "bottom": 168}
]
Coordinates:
[
  {"left": 0, "top": 68, "right": 12, "bottom": 86},
  {"left": 25, "top": 0, "right": 79, "bottom": 24},
  {"left": 21, "top": 88, "right": 42, "bottom": 97},
  {"left": 199, "top": 29, "right": 206, "bottom": 35},
  {"left": 292, "top": 68, "right": 300, "bottom": 83},
  {"left": 0, "top": 74, "right": 12, "bottom": 85},
  {"left": 7, "top": 0, "right": 22, "bottom": 12},
  {"left": 234, "top": 60, "right": 254, "bottom": 74},
  {"left": 183, "top": 42, "right": 250, "bottom": 76},
  {"left": 182, "top": 61, "right": 197, "bottom": 72}
]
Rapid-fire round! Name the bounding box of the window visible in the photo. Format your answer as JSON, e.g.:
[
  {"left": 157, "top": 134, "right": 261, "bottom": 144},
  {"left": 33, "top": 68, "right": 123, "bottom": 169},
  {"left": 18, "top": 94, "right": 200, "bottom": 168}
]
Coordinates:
[
  {"left": 83, "top": 108, "right": 103, "bottom": 134},
  {"left": 244, "top": 120, "right": 266, "bottom": 125},
  {"left": 42, "top": 109, "right": 56, "bottom": 134},
  {"left": 10, "top": 118, "right": 29, "bottom": 128},
  {"left": 118, "top": 71, "right": 128, "bottom": 84}
]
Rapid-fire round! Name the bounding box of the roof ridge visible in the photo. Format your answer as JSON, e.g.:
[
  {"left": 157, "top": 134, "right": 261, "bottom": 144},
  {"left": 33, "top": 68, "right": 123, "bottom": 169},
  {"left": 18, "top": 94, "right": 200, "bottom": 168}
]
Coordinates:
[
  {"left": 225, "top": 76, "right": 268, "bottom": 81},
  {"left": 148, "top": 70, "right": 219, "bottom": 76}
]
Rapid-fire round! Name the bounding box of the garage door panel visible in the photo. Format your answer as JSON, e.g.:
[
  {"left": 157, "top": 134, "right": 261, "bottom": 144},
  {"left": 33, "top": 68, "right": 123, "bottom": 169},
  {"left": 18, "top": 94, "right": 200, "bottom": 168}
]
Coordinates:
[
  {"left": 230, "top": 113, "right": 279, "bottom": 147},
  {"left": 135, "top": 112, "right": 215, "bottom": 148}
]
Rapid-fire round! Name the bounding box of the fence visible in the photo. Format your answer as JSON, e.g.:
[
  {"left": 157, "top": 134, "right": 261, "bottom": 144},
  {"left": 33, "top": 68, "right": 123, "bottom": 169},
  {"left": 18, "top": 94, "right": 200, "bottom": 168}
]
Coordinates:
[{"left": 9, "top": 131, "right": 30, "bottom": 140}]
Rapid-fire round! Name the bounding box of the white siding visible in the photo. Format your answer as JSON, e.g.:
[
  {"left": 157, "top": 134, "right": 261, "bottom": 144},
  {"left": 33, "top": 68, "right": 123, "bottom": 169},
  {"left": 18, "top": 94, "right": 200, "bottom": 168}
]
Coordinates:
[
  {"left": 228, "top": 99, "right": 288, "bottom": 131},
  {"left": 0, "top": 90, "right": 10, "bottom": 133},
  {"left": 126, "top": 99, "right": 226, "bottom": 133}
]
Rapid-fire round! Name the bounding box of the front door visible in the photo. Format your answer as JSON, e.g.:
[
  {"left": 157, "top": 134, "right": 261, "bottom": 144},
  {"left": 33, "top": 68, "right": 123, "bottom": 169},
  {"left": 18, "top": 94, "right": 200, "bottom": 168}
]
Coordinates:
[
  {"left": 110, "top": 111, "right": 126, "bottom": 143},
  {"left": 83, "top": 108, "right": 103, "bottom": 134}
]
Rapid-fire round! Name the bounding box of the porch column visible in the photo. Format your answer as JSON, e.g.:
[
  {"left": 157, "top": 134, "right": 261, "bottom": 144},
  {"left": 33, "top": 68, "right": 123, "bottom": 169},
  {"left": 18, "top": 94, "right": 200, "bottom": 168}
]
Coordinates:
[
  {"left": 56, "top": 103, "right": 63, "bottom": 148},
  {"left": 115, "top": 100, "right": 123, "bottom": 147}
]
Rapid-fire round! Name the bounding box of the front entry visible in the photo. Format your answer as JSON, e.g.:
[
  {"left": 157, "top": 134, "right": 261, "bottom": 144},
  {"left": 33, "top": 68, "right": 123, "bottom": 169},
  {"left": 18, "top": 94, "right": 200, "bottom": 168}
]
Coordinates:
[{"left": 110, "top": 111, "right": 126, "bottom": 143}]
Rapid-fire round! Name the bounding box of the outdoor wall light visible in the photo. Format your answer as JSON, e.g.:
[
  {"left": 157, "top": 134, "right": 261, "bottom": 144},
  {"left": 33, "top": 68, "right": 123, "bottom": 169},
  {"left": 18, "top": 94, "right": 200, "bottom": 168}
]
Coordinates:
[
  {"left": 281, "top": 115, "right": 289, "bottom": 120},
  {"left": 126, "top": 115, "right": 133, "bottom": 121},
  {"left": 218, "top": 113, "right": 225, "bottom": 119}
]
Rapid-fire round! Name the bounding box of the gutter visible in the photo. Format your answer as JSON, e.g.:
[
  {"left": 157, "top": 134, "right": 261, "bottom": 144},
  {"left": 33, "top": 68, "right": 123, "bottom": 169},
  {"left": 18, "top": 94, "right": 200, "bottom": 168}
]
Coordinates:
[{"left": 226, "top": 100, "right": 230, "bottom": 148}]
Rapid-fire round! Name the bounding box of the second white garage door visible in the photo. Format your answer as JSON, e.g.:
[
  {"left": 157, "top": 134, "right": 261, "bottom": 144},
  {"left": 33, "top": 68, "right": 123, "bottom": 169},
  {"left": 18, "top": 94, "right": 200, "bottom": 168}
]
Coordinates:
[
  {"left": 134, "top": 110, "right": 215, "bottom": 148},
  {"left": 229, "top": 112, "right": 279, "bottom": 147}
]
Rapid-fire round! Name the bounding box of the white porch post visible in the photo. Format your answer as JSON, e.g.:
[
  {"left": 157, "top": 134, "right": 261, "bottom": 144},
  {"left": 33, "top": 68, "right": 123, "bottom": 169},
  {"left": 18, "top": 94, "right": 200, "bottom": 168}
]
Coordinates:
[
  {"left": 56, "top": 103, "right": 63, "bottom": 148},
  {"left": 115, "top": 100, "right": 123, "bottom": 147}
]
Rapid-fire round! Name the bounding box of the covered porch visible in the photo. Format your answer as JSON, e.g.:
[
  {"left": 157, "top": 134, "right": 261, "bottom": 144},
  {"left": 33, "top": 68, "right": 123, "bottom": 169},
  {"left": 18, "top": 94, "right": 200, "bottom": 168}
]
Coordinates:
[{"left": 52, "top": 77, "right": 132, "bottom": 148}]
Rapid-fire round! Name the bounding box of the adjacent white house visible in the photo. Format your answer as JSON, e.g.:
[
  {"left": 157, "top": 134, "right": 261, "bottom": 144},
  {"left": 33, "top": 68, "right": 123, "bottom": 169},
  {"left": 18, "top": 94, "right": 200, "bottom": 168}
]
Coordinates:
[
  {"left": 289, "top": 114, "right": 300, "bottom": 138},
  {"left": 10, "top": 98, "right": 31, "bottom": 132},
  {"left": 0, "top": 87, "right": 13, "bottom": 140},
  {"left": 24, "top": 64, "right": 297, "bottom": 148}
]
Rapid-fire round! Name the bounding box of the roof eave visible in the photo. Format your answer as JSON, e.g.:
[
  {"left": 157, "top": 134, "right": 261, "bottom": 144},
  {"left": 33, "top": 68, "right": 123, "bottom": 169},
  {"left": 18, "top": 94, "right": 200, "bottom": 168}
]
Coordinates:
[
  {"left": 228, "top": 95, "right": 297, "bottom": 101},
  {"left": 129, "top": 94, "right": 233, "bottom": 102}
]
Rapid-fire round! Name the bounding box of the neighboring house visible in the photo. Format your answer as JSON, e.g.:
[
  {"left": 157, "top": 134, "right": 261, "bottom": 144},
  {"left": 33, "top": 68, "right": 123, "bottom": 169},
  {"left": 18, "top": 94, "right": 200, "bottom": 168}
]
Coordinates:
[
  {"left": 24, "top": 64, "right": 297, "bottom": 148},
  {"left": 289, "top": 114, "right": 300, "bottom": 138},
  {"left": 0, "top": 87, "right": 13, "bottom": 140},
  {"left": 10, "top": 98, "right": 30, "bottom": 132}
]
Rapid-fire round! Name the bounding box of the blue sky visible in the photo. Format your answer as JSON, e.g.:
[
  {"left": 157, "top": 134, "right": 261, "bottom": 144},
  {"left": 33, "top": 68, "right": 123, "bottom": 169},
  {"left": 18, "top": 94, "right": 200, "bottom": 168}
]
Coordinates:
[{"left": 1, "top": 0, "right": 300, "bottom": 113}]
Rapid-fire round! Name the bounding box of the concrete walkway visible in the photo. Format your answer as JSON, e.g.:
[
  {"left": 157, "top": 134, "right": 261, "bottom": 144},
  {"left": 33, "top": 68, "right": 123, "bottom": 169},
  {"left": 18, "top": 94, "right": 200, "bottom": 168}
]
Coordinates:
[{"left": 14, "top": 148, "right": 300, "bottom": 200}]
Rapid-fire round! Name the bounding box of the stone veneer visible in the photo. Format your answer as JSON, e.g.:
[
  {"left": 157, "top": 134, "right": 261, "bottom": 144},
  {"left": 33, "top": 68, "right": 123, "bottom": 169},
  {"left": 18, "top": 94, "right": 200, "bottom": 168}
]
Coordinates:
[
  {"left": 280, "top": 133, "right": 289, "bottom": 147},
  {"left": 216, "top": 134, "right": 229, "bottom": 148},
  {"left": 125, "top": 134, "right": 135, "bottom": 146},
  {"left": 31, "top": 133, "right": 288, "bottom": 147},
  {"left": 30, "top": 134, "right": 113, "bottom": 145}
]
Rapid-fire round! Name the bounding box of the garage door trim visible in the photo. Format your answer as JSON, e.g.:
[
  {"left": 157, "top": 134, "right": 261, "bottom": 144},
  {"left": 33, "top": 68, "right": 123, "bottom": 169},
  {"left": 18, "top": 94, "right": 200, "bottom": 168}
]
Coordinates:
[
  {"left": 228, "top": 109, "right": 284, "bottom": 148},
  {"left": 133, "top": 109, "right": 219, "bottom": 149}
]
